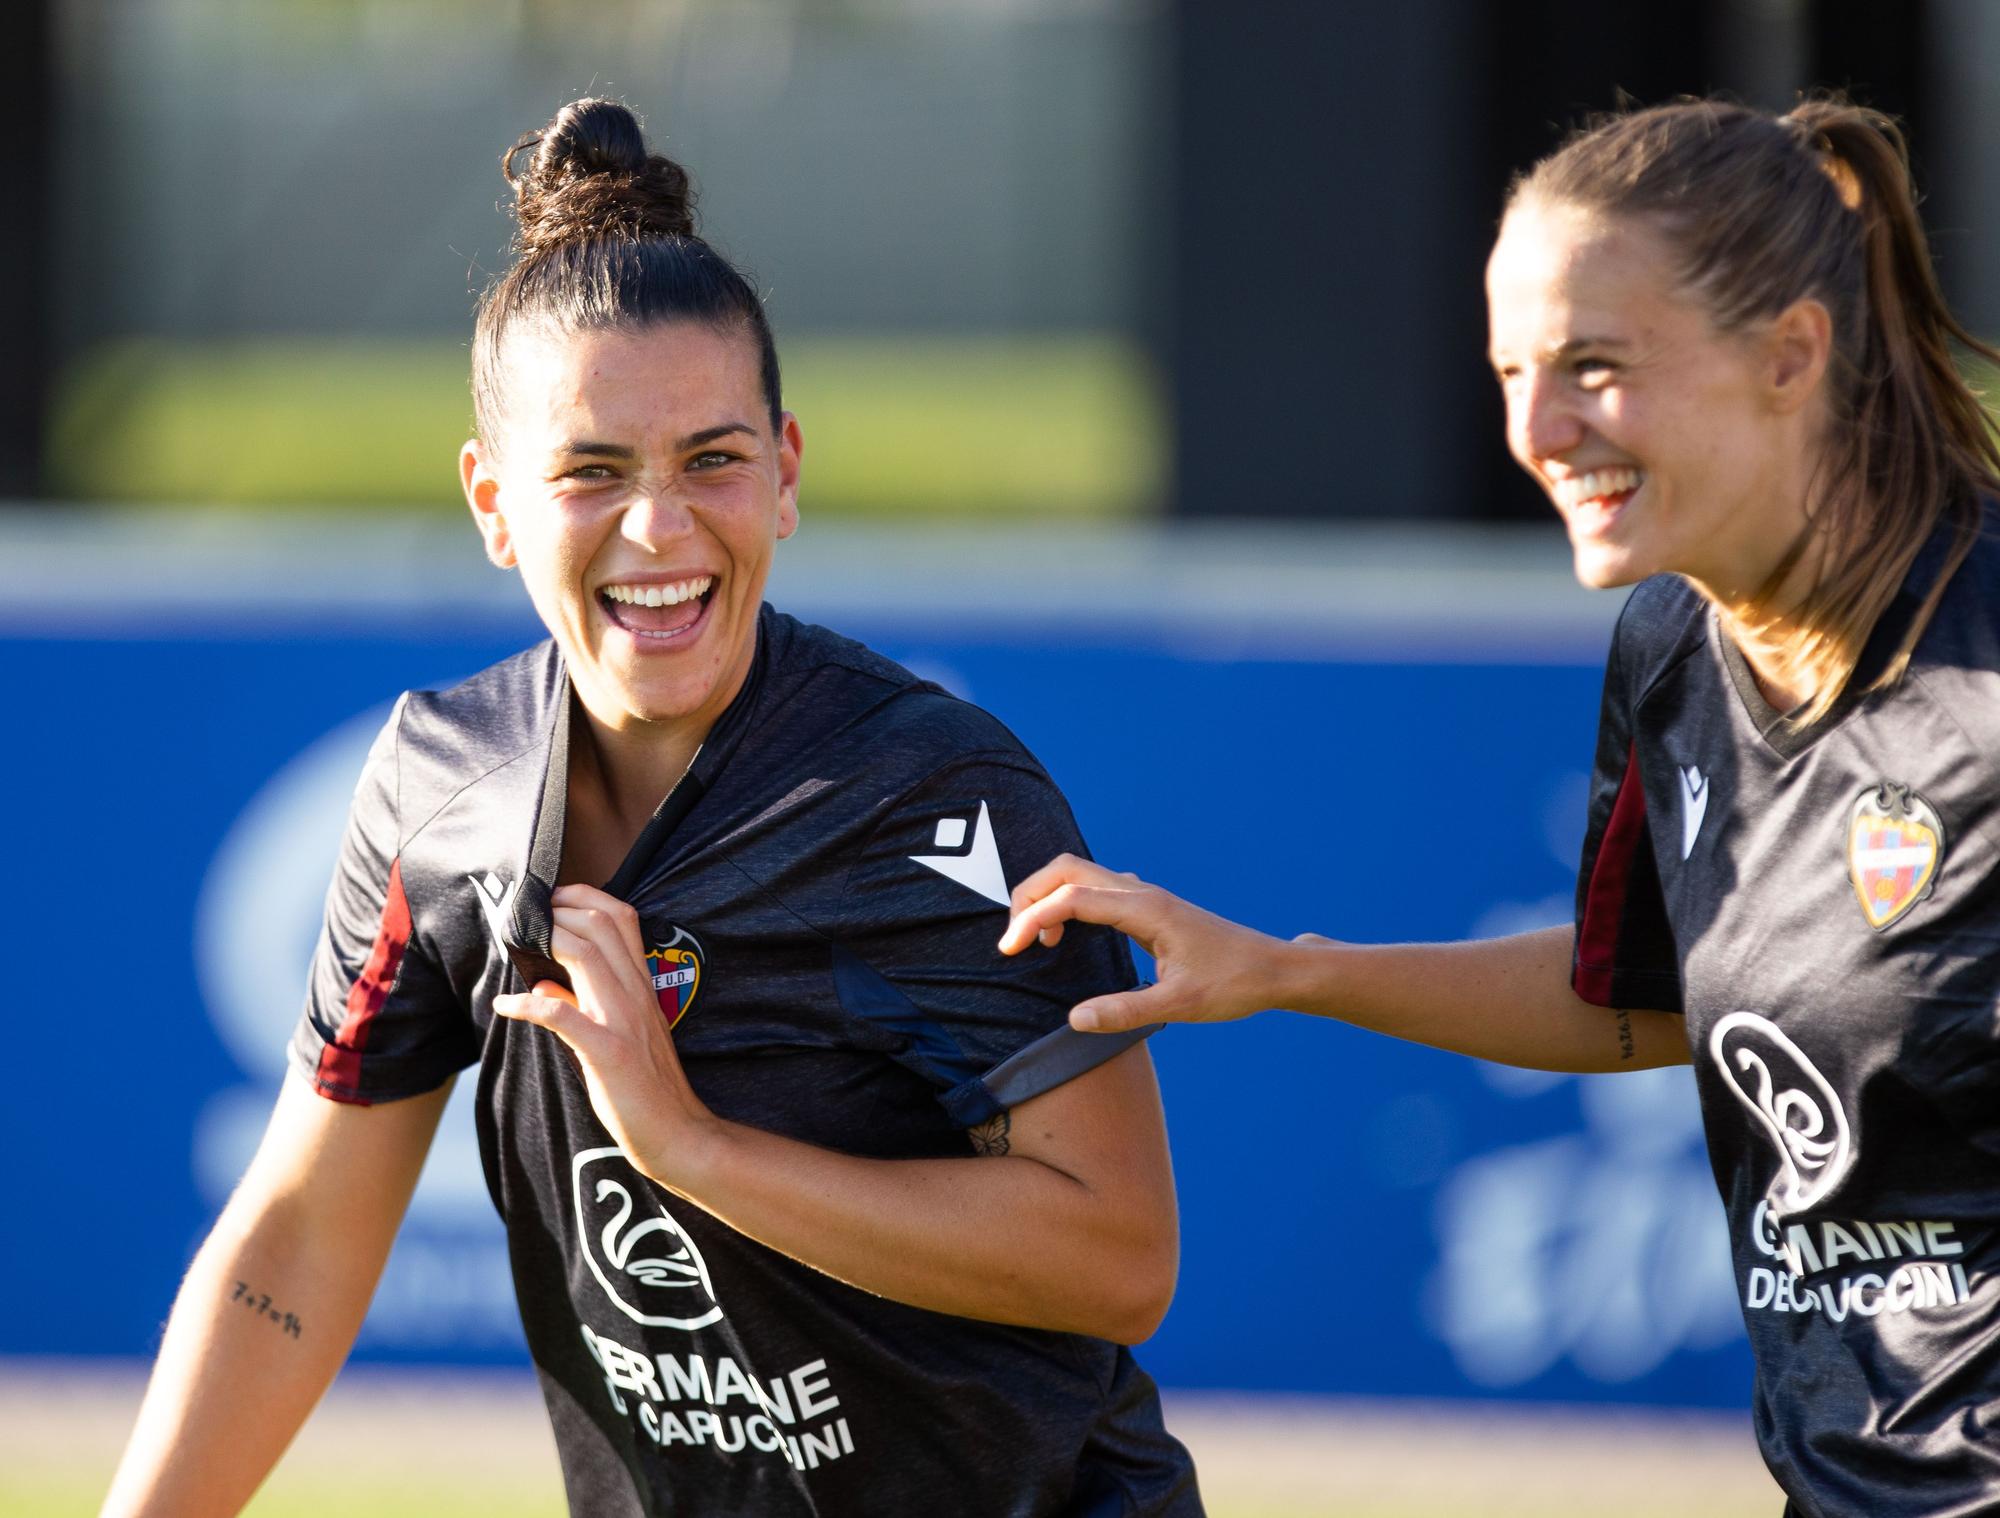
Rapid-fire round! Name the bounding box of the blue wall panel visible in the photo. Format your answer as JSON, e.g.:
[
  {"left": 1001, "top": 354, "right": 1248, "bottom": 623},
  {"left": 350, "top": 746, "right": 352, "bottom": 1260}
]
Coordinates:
[{"left": 0, "top": 613, "right": 1752, "bottom": 1408}]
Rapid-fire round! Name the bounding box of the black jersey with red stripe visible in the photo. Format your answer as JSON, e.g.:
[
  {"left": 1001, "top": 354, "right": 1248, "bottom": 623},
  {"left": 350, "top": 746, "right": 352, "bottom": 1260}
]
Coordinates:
[
  {"left": 290, "top": 606, "right": 1201, "bottom": 1518},
  {"left": 1571, "top": 514, "right": 2000, "bottom": 1518}
]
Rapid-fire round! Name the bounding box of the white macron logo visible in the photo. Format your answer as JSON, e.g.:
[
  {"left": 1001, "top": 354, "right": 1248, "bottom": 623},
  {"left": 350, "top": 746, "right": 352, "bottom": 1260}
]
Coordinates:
[
  {"left": 469, "top": 871, "right": 516, "bottom": 946},
  {"left": 909, "top": 800, "right": 1010, "bottom": 907},
  {"left": 1678, "top": 765, "right": 1708, "bottom": 859}
]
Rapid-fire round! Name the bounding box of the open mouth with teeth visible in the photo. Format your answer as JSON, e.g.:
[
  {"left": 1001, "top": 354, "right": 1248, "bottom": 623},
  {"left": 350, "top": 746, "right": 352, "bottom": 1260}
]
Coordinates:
[
  {"left": 1552, "top": 467, "right": 1645, "bottom": 529},
  {"left": 599, "top": 576, "right": 716, "bottom": 641}
]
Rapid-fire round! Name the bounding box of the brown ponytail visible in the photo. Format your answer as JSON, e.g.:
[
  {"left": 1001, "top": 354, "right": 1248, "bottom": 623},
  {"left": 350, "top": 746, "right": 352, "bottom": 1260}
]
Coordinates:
[{"left": 1512, "top": 95, "right": 2000, "bottom": 724}]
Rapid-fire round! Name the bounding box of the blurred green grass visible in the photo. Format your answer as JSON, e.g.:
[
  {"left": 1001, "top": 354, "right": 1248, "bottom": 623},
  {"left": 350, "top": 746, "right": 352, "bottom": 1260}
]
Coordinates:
[
  {"left": 0, "top": 1478, "right": 1779, "bottom": 1518},
  {"left": 0, "top": 1372, "right": 1782, "bottom": 1518},
  {"left": 2, "top": 1475, "right": 564, "bottom": 1518},
  {"left": 46, "top": 334, "right": 1164, "bottom": 519},
  {"left": 0, "top": 1478, "right": 1615, "bottom": 1518}
]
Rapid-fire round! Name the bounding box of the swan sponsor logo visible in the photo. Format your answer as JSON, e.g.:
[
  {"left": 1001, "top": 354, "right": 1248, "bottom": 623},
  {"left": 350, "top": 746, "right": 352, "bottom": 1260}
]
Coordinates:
[
  {"left": 1847, "top": 782, "right": 1943, "bottom": 930},
  {"left": 573, "top": 1147, "right": 723, "bottom": 1331},
  {"left": 1709, "top": 1012, "right": 1852, "bottom": 1213},
  {"left": 581, "top": 1325, "right": 857, "bottom": 1471},
  {"left": 646, "top": 926, "right": 703, "bottom": 1028}
]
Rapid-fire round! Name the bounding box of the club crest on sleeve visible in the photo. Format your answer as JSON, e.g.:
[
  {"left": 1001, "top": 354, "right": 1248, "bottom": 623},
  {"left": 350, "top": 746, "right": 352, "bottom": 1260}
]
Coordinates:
[
  {"left": 645, "top": 926, "right": 704, "bottom": 1027},
  {"left": 1846, "top": 783, "right": 1943, "bottom": 931}
]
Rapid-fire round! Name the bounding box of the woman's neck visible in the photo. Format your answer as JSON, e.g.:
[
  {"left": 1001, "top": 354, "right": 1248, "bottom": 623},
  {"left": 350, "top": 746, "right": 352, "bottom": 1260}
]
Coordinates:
[
  {"left": 558, "top": 715, "right": 704, "bottom": 888},
  {"left": 1701, "top": 532, "right": 1826, "bottom": 715},
  {"left": 1719, "top": 606, "right": 1814, "bottom": 713},
  {"left": 1690, "top": 452, "right": 1828, "bottom": 714},
  {"left": 574, "top": 710, "right": 707, "bottom": 843}
]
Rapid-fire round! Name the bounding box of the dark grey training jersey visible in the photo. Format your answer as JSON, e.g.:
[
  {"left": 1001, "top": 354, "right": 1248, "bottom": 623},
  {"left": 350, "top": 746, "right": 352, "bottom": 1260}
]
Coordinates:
[
  {"left": 1573, "top": 514, "right": 2000, "bottom": 1518},
  {"left": 290, "top": 607, "right": 1202, "bottom": 1518}
]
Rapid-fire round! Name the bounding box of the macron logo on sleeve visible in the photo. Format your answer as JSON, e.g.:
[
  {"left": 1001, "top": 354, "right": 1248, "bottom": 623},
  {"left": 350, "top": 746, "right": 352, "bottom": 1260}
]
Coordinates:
[
  {"left": 1679, "top": 765, "right": 1708, "bottom": 860},
  {"left": 470, "top": 871, "right": 515, "bottom": 944},
  {"left": 909, "top": 800, "right": 1010, "bottom": 907}
]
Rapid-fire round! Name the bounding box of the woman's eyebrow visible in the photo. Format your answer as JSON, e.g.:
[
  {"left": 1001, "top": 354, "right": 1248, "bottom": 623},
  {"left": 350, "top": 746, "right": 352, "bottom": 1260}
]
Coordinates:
[
  {"left": 556, "top": 425, "right": 755, "bottom": 457},
  {"left": 676, "top": 422, "right": 757, "bottom": 450},
  {"left": 1539, "top": 335, "right": 1631, "bottom": 361}
]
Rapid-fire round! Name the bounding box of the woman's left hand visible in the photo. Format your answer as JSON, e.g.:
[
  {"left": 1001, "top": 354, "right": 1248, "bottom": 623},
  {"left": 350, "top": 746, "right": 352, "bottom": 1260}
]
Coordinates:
[{"left": 492, "top": 883, "right": 717, "bottom": 1186}]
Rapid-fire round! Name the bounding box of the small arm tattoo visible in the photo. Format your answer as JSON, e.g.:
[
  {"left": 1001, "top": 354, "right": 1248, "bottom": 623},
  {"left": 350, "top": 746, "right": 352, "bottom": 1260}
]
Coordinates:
[
  {"left": 968, "top": 1110, "right": 1012, "bottom": 1156},
  {"left": 230, "top": 1280, "right": 303, "bottom": 1340},
  {"left": 1615, "top": 1009, "right": 1637, "bottom": 1063}
]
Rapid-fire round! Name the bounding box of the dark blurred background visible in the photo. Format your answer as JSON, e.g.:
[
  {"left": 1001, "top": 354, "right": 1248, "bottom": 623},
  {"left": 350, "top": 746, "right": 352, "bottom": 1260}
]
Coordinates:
[{"left": 3, "top": 0, "right": 1993, "bottom": 523}]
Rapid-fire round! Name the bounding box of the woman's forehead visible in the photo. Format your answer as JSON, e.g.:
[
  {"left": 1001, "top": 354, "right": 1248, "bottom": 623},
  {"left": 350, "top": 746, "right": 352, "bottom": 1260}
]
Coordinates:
[
  {"left": 504, "top": 321, "right": 764, "bottom": 438},
  {"left": 1487, "top": 204, "right": 1686, "bottom": 341}
]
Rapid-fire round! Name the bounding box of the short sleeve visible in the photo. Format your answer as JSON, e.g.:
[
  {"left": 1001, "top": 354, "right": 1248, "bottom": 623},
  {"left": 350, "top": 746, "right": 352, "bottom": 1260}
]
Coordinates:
[
  {"left": 1571, "top": 617, "right": 1683, "bottom": 1013},
  {"left": 288, "top": 697, "right": 481, "bottom": 1104},
  {"left": 835, "top": 754, "right": 1149, "bottom": 1127}
]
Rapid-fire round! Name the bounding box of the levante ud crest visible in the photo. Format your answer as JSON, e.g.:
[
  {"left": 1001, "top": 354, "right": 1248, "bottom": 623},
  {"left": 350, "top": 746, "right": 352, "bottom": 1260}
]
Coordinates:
[
  {"left": 1846, "top": 783, "right": 1944, "bottom": 931},
  {"left": 646, "top": 926, "right": 704, "bottom": 1027}
]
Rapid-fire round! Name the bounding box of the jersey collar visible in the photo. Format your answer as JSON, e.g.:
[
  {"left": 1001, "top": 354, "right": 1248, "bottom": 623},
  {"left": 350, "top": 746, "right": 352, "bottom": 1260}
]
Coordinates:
[{"left": 500, "top": 607, "right": 778, "bottom": 980}]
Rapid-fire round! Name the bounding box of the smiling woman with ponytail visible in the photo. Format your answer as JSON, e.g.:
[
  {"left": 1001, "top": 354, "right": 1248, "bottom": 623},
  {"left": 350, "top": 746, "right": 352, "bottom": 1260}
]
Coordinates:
[
  {"left": 1007, "top": 93, "right": 2000, "bottom": 1518},
  {"left": 1510, "top": 95, "right": 2000, "bottom": 724}
]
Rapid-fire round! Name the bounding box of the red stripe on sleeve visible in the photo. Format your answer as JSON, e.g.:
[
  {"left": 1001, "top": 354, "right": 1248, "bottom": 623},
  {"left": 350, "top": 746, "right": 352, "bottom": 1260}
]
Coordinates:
[
  {"left": 314, "top": 857, "right": 413, "bottom": 1104},
  {"left": 1573, "top": 744, "right": 1647, "bottom": 1007}
]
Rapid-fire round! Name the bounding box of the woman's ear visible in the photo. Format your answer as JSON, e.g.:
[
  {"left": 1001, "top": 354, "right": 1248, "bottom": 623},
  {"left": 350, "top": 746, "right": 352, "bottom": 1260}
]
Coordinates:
[
  {"left": 461, "top": 439, "right": 518, "bottom": 569},
  {"left": 1766, "top": 297, "right": 1834, "bottom": 417},
  {"left": 775, "top": 411, "right": 804, "bottom": 541}
]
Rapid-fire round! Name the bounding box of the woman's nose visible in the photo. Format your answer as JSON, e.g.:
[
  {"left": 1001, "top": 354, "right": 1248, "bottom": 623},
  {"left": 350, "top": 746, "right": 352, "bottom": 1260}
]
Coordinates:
[
  {"left": 1513, "top": 371, "right": 1585, "bottom": 465},
  {"left": 620, "top": 489, "right": 695, "bottom": 550}
]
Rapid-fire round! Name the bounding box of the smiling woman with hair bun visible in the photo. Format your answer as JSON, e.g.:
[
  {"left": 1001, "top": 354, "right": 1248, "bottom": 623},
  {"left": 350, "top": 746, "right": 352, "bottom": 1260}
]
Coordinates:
[{"left": 102, "top": 97, "right": 1202, "bottom": 1518}]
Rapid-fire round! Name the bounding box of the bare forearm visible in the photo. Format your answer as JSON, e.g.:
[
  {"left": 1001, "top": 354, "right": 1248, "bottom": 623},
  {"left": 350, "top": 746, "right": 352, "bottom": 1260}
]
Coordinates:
[
  {"left": 666, "top": 1115, "right": 1172, "bottom": 1344},
  {"left": 102, "top": 1076, "right": 446, "bottom": 1518},
  {"left": 99, "top": 1199, "right": 378, "bottom": 1518},
  {"left": 1265, "top": 924, "right": 1688, "bottom": 1071}
]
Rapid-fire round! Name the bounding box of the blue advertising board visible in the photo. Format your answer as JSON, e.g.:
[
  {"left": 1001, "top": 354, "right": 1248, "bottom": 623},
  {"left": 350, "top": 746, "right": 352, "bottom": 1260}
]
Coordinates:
[{"left": 0, "top": 566, "right": 1753, "bottom": 1409}]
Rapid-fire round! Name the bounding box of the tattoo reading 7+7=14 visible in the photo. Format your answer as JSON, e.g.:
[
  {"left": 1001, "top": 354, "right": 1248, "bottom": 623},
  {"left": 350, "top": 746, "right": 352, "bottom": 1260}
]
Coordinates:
[{"left": 231, "top": 1281, "right": 302, "bottom": 1339}]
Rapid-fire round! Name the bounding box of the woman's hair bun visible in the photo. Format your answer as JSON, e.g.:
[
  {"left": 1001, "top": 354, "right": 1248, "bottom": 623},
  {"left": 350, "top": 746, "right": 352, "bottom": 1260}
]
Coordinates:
[{"left": 504, "top": 97, "right": 697, "bottom": 254}]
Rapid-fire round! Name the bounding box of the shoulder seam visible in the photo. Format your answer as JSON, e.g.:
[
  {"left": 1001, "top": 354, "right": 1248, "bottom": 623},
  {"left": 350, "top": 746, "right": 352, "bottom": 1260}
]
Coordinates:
[
  {"left": 390, "top": 655, "right": 560, "bottom": 854},
  {"left": 400, "top": 740, "right": 547, "bottom": 855},
  {"left": 1620, "top": 582, "right": 1708, "bottom": 709},
  {"left": 388, "top": 691, "right": 410, "bottom": 853}
]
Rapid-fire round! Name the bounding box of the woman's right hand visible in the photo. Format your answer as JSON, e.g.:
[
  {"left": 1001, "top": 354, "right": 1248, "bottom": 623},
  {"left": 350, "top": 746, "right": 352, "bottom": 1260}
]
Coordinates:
[{"left": 999, "top": 854, "right": 1306, "bottom": 1033}]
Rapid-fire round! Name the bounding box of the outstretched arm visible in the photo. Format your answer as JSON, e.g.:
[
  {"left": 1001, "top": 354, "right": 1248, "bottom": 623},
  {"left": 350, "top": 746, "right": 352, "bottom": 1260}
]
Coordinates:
[
  {"left": 996, "top": 854, "right": 1689, "bottom": 1073},
  {"left": 101, "top": 1075, "right": 450, "bottom": 1518},
  {"left": 495, "top": 885, "right": 1179, "bottom": 1345}
]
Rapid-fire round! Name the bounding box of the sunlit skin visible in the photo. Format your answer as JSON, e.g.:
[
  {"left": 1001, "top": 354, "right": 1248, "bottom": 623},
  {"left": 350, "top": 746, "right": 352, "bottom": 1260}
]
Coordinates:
[
  {"left": 1485, "top": 201, "right": 1836, "bottom": 705},
  {"left": 460, "top": 320, "right": 801, "bottom": 826}
]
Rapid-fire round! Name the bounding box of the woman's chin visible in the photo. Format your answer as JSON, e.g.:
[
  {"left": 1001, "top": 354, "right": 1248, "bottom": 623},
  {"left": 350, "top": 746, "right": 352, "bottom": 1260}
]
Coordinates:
[
  {"left": 617, "top": 678, "right": 722, "bottom": 728},
  {"left": 1567, "top": 537, "right": 1651, "bottom": 591},
  {"left": 566, "top": 654, "right": 719, "bottom": 731}
]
